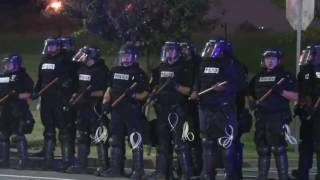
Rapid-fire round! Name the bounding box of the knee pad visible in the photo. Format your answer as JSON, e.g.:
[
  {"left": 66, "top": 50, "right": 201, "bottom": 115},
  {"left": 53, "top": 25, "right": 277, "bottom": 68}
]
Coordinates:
[
  {"left": 76, "top": 131, "right": 90, "bottom": 144},
  {"left": 43, "top": 132, "right": 55, "bottom": 141},
  {"left": 157, "top": 144, "right": 171, "bottom": 155},
  {"left": 271, "top": 146, "right": 286, "bottom": 156},
  {"left": 58, "top": 131, "right": 70, "bottom": 143},
  {"left": 201, "top": 138, "right": 215, "bottom": 150},
  {"left": 257, "top": 146, "right": 271, "bottom": 156},
  {"left": 109, "top": 135, "right": 123, "bottom": 148}
]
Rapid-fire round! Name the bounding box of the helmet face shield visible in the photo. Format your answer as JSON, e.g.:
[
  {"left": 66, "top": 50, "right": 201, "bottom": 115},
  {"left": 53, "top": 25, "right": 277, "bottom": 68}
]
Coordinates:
[
  {"left": 42, "top": 39, "right": 60, "bottom": 55},
  {"left": 1, "top": 54, "right": 21, "bottom": 74},
  {"left": 119, "top": 52, "right": 134, "bottom": 67},
  {"left": 161, "top": 42, "right": 180, "bottom": 64},
  {"left": 58, "top": 37, "right": 73, "bottom": 51},
  {"left": 201, "top": 41, "right": 216, "bottom": 58},
  {"left": 72, "top": 48, "right": 88, "bottom": 63}
]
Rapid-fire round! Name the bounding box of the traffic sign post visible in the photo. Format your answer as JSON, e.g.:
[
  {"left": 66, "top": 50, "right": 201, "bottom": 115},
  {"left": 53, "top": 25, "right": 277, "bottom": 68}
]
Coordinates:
[{"left": 286, "top": 0, "right": 314, "bottom": 152}]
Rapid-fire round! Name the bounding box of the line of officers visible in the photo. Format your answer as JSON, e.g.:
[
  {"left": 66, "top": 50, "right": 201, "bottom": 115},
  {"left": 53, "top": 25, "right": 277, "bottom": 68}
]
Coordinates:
[{"left": 1, "top": 36, "right": 320, "bottom": 180}]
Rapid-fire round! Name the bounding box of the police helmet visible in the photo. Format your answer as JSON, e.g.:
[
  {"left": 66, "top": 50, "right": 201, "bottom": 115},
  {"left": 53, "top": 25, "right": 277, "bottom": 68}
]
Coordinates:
[
  {"left": 161, "top": 41, "right": 181, "bottom": 64},
  {"left": 2, "top": 53, "right": 22, "bottom": 73},
  {"left": 58, "top": 36, "right": 73, "bottom": 50},
  {"left": 179, "top": 41, "right": 196, "bottom": 58},
  {"left": 42, "top": 38, "right": 60, "bottom": 55},
  {"left": 118, "top": 42, "right": 137, "bottom": 67},
  {"left": 201, "top": 38, "right": 233, "bottom": 59},
  {"left": 261, "top": 49, "right": 282, "bottom": 68}
]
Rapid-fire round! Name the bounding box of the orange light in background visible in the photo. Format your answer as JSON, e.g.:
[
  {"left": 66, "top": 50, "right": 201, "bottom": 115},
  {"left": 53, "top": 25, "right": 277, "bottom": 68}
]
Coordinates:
[{"left": 45, "top": 0, "right": 63, "bottom": 14}]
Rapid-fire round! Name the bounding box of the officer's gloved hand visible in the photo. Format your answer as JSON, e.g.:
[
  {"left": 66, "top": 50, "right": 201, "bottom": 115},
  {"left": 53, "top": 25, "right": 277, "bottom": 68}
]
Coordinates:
[
  {"left": 249, "top": 100, "right": 259, "bottom": 110},
  {"left": 305, "top": 105, "right": 316, "bottom": 117},
  {"left": 10, "top": 90, "right": 19, "bottom": 100},
  {"left": 23, "top": 119, "right": 35, "bottom": 134},
  {"left": 189, "top": 91, "right": 199, "bottom": 101},
  {"left": 83, "top": 90, "right": 92, "bottom": 99},
  {"left": 271, "top": 84, "right": 284, "bottom": 95},
  {"left": 169, "top": 77, "right": 180, "bottom": 91},
  {"left": 102, "top": 102, "right": 112, "bottom": 114},
  {"left": 30, "top": 93, "right": 39, "bottom": 100},
  {"left": 124, "top": 88, "right": 136, "bottom": 98}
]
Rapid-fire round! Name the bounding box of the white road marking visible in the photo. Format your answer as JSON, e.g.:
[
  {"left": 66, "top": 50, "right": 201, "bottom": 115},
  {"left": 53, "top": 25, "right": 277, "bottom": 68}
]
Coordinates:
[{"left": 0, "top": 174, "right": 77, "bottom": 180}]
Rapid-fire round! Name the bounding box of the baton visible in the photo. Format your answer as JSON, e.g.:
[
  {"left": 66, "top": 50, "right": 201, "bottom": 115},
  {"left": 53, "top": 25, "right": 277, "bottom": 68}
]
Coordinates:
[
  {"left": 112, "top": 82, "right": 137, "bottom": 108},
  {"left": 188, "top": 81, "right": 228, "bottom": 100},
  {"left": 38, "top": 77, "right": 59, "bottom": 96},
  {"left": 0, "top": 90, "right": 16, "bottom": 104},
  {"left": 63, "top": 85, "right": 92, "bottom": 111},
  {"left": 307, "top": 96, "right": 320, "bottom": 120},
  {"left": 257, "top": 77, "right": 286, "bottom": 104},
  {"left": 144, "top": 78, "right": 172, "bottom": 107}
]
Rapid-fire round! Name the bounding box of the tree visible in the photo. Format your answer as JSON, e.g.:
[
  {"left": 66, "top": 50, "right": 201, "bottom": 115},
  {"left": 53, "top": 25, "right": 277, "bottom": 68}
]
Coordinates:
[{"left": 35, "top": 0, "right": 208, "bottom": 70}]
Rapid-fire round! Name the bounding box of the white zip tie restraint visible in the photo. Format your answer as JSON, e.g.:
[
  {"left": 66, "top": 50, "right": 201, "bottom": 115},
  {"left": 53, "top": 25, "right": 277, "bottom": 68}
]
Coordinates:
[
  {"left": 168, "top": 112, "right": 179, "bottom": 132},
  {"left": 218, "top": 125, "right": 234, "bottom": 149},
  {"left": 283, "top": 124, "right": 298, "bottom": 145},
  {"left": 130, "top": 131, "right": 142, "bottom": 150},
  {"left": 181, "top": 121, "right": 195, "bottom": 142},
  {"left": 90, "top": 125, "right": 108, "bottom": 144}
]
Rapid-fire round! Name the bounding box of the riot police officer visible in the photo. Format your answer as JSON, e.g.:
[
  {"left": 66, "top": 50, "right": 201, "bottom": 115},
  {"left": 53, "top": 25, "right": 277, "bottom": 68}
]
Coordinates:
[
  {"left": 148, "top": 41, "right": 194, "bottom": 180},
  {"left": 0, "top": 53, "right": 34, "bottom": 169},
  {"left": 33, "top": 38, "right": 74, "bottom": 171},
  {"left": 179, "top": 41, "right": 203, "bottom": 177},
  {"left": 248, "top": 49, "right": 298, "bottom": 180},
  {"left": 66, "top": 46, "right": 109, "bottom": 174},
  {"left": 293, "top": 44, "right": 320, "bottom": 180},
  {"left": 100, "top": 43, "right": 149, "bottom": 180},
  {"left": 190, "top": 39, "right": 242, "bottom": 180}
]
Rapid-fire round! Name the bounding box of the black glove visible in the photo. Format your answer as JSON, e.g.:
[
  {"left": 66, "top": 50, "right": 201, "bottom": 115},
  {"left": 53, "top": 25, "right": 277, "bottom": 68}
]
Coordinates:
[
  {"left": 30, "top": 93, "right": 39, "bottom": 100},
  {"left": 294, "top": 104, "right": 306, "bottom": 117},
  {"left": 124, "top": 88, "right": 135, "bottom": 98},
  {"left": 102, "top": 102, "right": 112, "bottom": 114},
  {"left": 23, "top": 119, "right": 35, "bottom": 134},
  {"left": 249, "top": 100, "right": 259, "bottom": 110},
  {"left": 82, "top": 90, "right": 92, "bottom": 99},
  {"left": 305, "top": 105, "right": 316, "bottom": 117},
  {"left": 169, "top": 77, "right": 179, "bottom": 90},
  {"left": 271, "top": 84, "right": 284, "bottom": 95},
  {"left": 10, "top": 91, "right": 19, "bottom": 100}
]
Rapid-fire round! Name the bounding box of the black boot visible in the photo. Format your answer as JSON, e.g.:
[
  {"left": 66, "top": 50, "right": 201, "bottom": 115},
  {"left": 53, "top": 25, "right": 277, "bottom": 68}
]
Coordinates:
[
  {"left": 222, "top": 146, "right": 238, "bottom": 180},
  {"left": 66, "top": 144, "right": 89, "bottom": 174},
  {"left": 236, "top": 143, "right": 244, "bottom": 180},
  {"left": 316, "top": 152, "right": 320, "bottom": 180},
  {"left": 60, "top": 141, "right": 72, "bottom": 172},
  {"left": 131, "top": 147, "right": 144, "bottom": 180},
  {"left": 147, "top": 152, "right": 169, "bottom": 180},
  {"left": 16, "top": 136, "right": 28, "bottom": 170},
  {"left": 0, "top": 141, "right": 9, "bottom": 168},
  {"left": 257, "top": 146, "right": 271, "bottom": 180},
  {"left": 94, "top": 143, "right": 109, "bottom": 176},
  {"left": 100, "top": 147, "right": 124, "bottom": 177},
  {"left": 272, "top": 146, "right": 289, "bottom": 180},
  {"left": 200, "top": 139, "right": 216, "bottom": 180},
  {"left": 293, "top": 141, "right": 313, "bottom": 180},
  {"left": 42, "top": 139, "right": 55, "bottom": 170},
  {"left": 191, "top": 147, "right": 202, "bottom": 177},
  {"left": 178, "top": 148, "right": 193, "bottom": 180}
]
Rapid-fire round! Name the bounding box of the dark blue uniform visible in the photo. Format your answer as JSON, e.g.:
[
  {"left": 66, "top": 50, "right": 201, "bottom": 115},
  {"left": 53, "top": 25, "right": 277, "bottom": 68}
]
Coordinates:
[
  {"left": 101, "top": 63, "right": 148, "bottom": 178},
  {"left": 193, "top": 57, "right": 240, "bottom": 180},
  {"left": 249, "top": 67, "right": 297, "bottom": 180},
  {"left": 67, "top": 60, "right": 109, "bottom": 174},
  {"left": 0, "top": 68, "right": 34, "bottom": 169},
  {"left": 150, "top": 59, "right": 194, "bottom": 180},
  {"left": 34, "top": 53, "right": 74, "bottom": 170}
]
